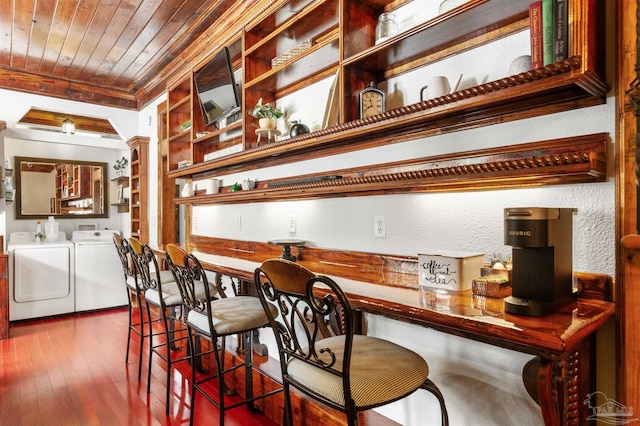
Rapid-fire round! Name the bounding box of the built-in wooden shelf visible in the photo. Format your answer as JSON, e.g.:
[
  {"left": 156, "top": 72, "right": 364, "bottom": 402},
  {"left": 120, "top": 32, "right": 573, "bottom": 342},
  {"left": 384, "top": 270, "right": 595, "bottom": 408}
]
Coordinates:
[
  {"left": 175, "top": 133, "right": 607, "bottom": 205},
  {"left": 168, "top": 58, "right": 607, "bottom": 181}
]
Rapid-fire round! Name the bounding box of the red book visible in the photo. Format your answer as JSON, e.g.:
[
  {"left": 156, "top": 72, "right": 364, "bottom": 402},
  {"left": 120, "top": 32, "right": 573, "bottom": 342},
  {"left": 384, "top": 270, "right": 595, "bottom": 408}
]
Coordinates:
[{"left": 529, "top": 1, "right": 543, "bottom": 69}]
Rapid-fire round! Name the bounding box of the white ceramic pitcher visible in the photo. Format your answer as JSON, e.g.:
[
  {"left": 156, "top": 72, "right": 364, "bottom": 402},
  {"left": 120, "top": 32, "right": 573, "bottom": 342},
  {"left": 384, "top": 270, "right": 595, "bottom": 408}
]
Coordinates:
[{"left": 420, "top": 73, "right": 463, "bottom": 101}]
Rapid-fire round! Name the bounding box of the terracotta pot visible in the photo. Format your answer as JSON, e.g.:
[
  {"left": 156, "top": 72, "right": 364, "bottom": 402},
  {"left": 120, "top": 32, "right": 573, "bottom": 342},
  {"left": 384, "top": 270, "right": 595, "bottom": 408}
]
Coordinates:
[{"left": 259, "top": 118, "right": 276, "bottom": 130}]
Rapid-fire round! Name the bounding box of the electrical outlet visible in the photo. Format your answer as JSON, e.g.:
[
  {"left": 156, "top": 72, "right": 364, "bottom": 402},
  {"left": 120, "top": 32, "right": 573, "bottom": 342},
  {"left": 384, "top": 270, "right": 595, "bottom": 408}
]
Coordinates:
[
  {"left": 288, "top": 215, "right": 296, "bottom": 233},
  {"left": 374, "top": 215, "right": 385, "bottom": 238},
  {"left": 236, "top": 215, "right": 242, "bottom": 230}
]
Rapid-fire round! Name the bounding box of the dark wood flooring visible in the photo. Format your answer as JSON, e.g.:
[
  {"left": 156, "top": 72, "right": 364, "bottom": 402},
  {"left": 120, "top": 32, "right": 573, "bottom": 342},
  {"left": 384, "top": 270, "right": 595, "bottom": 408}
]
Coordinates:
[{"left": 0, "top": 308, "right": 277, "bottom": 425}]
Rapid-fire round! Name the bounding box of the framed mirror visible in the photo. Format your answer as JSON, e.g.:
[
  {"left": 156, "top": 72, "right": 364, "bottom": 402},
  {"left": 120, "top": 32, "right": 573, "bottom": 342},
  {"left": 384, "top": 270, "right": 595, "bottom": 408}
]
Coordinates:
[{"left": 14, "top": 156, "right": 109, "bottom": 219}]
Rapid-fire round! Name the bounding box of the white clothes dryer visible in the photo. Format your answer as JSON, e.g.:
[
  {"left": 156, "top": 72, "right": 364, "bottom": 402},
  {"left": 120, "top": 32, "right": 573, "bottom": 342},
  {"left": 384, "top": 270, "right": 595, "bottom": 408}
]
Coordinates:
[
  {"left": 72, "top": 230, "right": 127, "bottom": 312},
  {"left": 8, "top": 232, "right": 75, "bottom": 321}
]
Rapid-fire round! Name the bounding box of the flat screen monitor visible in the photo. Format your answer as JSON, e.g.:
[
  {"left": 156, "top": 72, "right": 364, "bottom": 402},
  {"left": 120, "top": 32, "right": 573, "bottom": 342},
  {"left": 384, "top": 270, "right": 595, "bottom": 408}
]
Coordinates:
[{"left": 194, "top": 46, "right": 241, "bottom": 128}]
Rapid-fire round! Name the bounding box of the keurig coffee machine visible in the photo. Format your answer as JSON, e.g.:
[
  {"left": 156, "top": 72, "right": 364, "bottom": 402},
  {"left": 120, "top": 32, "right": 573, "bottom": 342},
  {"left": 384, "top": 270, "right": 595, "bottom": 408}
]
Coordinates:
[{"left": 504, "top": 207, "right": 577, "bottom": 316}]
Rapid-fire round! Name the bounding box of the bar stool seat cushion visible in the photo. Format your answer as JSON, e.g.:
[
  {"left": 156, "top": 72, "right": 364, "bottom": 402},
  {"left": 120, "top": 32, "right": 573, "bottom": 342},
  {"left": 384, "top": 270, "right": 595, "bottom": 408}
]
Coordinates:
[
  {"left": 156, "top": 270, "right": 176, "bottom": 284},
  {"left": 288, "top": 334, "right": 430, "bottom": 408},
  {"left": 145, "top": 279, "right": 216, "bottom": 307},
  {"left": 126, "top": 275, "right": 138, "bottom": 291},
  {"left": 187, "top": 296, "right": 277, "bottom": 336},
  {"left": 145, "top": 282, "right": 182, "bottom": 307}
]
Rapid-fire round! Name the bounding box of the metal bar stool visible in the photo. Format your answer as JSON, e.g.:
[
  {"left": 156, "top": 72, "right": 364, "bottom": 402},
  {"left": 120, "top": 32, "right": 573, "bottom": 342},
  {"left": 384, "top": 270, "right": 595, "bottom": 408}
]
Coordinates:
[
  {"left": 129, "top": 237, "right": 189, "bottom": 415},
  {"left": 165, "top": 244, "right": 282, "bottom": 426},
  {"left": 254, "top": 258, "right": 449, "bottom": 426},
  {"left": 113, "top": 232, "right": 146, "bottom": 381}
]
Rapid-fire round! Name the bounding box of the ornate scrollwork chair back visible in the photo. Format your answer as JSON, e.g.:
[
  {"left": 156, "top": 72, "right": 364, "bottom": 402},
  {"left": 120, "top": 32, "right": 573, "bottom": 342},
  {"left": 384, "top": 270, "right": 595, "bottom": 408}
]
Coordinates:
[
  {"left": 113, "top": 232, "right": 136, "bottom": 281},
  {"left": 165, "top": 244, "right": 282, "bottom": 426},
  {"left": 164, "top": 244, "right": 217, "bottom": 334},
  {"left": 254, "top": 258, "right": 449, "bottom": 426},
  {"left": 113, "top": 232, "right": 146, "bottom": 381},
  {"left": 129, "top": 237, "right": 189, "bottom": 415},
  {"left": 256, "top": 259, "right": 353, "bottom": 373}
]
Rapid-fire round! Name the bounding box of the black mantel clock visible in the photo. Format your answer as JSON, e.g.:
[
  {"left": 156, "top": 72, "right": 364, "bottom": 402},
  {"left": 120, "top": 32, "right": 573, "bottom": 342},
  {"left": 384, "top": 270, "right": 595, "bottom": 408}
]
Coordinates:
[{"left": 359, "top": 81, "right": 385, "bottom": 119}]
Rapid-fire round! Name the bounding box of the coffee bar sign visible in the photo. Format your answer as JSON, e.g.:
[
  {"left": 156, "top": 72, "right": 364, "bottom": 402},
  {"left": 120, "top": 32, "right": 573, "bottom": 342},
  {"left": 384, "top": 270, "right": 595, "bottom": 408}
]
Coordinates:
[{"left": 418, "top": 251, "right": 484, "bottom": 292}]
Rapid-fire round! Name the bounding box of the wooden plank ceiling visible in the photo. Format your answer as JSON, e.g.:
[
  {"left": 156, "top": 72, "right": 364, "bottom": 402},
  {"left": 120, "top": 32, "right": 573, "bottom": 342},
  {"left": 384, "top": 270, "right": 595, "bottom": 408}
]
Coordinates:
[{"left": 0, "top": 0, "right": 238, "bottom": 110}]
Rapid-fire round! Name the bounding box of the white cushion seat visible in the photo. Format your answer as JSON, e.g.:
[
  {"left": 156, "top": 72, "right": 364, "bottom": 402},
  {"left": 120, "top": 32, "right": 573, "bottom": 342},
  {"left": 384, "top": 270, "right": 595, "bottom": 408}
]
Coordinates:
[
  {"left": 126, "top": 275, "right": 138, "bottom": 291},
  {"left": 187, "top": 296, "right": 278, "bottom": 336},
  {"left": 156, "top": 269, "right": 176, "bottom": 284},
  {"left": 287, "top": 334, "right": 429, "bottom": 408},
  {"left": 146, "top": 279, "right": 215, "bottom": 308}
]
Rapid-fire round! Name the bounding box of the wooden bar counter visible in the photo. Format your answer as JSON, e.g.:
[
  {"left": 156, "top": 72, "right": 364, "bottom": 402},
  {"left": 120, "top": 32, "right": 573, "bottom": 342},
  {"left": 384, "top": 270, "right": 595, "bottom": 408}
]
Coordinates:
[{"left": 187, "top": 245, "right": 614, "bottom": 426}]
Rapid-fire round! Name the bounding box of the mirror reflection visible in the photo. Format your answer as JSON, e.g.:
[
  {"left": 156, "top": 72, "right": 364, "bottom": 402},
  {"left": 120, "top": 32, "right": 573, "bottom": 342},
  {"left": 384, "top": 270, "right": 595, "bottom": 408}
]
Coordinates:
[{"left": 14, "top": 156, "right": 108, "bottom": 219}]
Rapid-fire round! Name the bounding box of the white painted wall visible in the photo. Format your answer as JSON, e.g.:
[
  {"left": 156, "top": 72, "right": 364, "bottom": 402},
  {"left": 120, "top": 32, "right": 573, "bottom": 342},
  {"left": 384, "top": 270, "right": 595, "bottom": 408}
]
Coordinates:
[{"left": 0, "top": 89, "right": 138, "bottom": 241}]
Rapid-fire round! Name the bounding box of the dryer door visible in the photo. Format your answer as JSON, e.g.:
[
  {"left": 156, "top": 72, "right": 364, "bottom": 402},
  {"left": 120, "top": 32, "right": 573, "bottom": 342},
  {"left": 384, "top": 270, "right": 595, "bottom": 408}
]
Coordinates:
[{"left": 13, "top": 246, "right": 72, "bottom": 302}]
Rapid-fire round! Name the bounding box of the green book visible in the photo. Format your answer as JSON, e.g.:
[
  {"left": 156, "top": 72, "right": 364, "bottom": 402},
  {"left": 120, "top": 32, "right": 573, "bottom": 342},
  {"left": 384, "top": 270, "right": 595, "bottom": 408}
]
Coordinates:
[{"left": 542, "top": 0, "right": 554, "bottom": 65}]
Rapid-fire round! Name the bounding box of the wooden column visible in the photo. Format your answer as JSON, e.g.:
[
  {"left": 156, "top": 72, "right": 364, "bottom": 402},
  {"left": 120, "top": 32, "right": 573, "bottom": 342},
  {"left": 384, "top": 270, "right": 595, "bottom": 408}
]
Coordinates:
[
  {"left": 127, "top": 136, "right": 150, "bottom": 243},
  {"left": 618, "top": 0, "right": 640, "bottom": 414}
]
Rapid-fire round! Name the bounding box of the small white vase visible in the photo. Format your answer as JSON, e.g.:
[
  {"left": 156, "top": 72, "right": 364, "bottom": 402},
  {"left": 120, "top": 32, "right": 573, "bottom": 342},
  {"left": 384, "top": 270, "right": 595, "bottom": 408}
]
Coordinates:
[
  {"left": 258, "top": 118, "right": 276, "bottom": 130},
  {"left": 181, "top": 182, "right": 194, "bottom": 197}
]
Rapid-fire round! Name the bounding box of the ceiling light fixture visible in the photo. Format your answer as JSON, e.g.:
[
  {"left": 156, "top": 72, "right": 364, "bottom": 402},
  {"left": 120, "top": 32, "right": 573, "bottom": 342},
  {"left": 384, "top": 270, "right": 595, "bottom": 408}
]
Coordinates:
[{"left": 62, "top": 118, "right": 75, "bottom": 134}]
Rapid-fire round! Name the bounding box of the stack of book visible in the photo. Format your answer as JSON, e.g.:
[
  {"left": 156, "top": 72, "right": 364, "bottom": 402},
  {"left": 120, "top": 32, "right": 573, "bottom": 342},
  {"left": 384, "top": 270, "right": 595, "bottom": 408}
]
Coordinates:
[{"left": 529, "top": 0, "right": 568, "bottom": 69}]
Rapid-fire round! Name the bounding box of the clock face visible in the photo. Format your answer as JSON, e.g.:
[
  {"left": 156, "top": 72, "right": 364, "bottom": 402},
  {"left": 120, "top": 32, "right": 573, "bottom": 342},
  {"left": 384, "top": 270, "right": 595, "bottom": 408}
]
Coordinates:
[{"left": 359, "top": 85, "right": 385, "bottom": 118}]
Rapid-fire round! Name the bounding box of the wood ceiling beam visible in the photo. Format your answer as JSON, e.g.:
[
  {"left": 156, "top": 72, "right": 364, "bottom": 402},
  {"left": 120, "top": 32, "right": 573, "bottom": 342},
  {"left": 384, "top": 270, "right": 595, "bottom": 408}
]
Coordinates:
[{"left": 0, "top": 68, "right": 139, "bottom": 110}]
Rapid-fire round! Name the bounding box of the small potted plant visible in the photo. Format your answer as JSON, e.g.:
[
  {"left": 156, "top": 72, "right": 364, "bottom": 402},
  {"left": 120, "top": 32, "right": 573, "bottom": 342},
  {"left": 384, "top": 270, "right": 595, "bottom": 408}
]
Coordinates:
[
  {"left": 114, "top": 156, "right": 128, "bottom": 177},
  {"left": 249, "top": 98, "right": 283, "bottom": 130}
]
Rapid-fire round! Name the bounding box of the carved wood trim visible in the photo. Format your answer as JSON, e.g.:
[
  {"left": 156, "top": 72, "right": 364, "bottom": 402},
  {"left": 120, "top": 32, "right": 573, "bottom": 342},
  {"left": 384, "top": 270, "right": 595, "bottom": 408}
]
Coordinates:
[
  {"left": 537, "top": 358, "right": 558, "bottom": 425},
  {"left": 177, "top": 133, "right": 607, "bottom": 205},
  {"left": 266, "top": 58, "right": 584, "bottom": 143},
  {"left": 168, "top": 57, "right": 609, "bottom": 179},
  {"left": 565, "top": 350, "right": 581, "bottom": 425}
]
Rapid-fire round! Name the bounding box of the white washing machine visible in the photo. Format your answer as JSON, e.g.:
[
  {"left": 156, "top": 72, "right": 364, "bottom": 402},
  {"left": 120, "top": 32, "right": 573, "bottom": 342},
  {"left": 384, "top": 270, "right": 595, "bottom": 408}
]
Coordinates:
[
  {"left": 72, "top": 230, "right": 128, "bottom": 312},
  {"left": 8, "top": 232, "right": 75, "bottom": 321}
]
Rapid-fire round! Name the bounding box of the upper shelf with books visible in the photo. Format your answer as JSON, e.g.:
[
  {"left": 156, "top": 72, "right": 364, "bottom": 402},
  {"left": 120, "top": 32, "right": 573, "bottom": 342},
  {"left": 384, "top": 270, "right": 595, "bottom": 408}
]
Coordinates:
[
  {"left": 343, "top": 0, "right": 529, "bottom": 67},
  {"left": 166, "top": 0, "right": 607, "bottom": 183}
]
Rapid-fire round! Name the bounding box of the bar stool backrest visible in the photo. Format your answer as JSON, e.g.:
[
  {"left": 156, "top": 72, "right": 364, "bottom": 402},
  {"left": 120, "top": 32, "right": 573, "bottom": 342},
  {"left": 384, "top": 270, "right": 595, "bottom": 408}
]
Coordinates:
[
  {"left": 113, "top": 232, "right": 136, "bottom": 281},
  {"left": 165, "top": 244, "right": 215, "bottom": 319},
  {"left": 129, "top": 237, "right": 166, "bottom": 304},
  {"left": 254, "top": 259, "right": 355, "bottom": 403}
]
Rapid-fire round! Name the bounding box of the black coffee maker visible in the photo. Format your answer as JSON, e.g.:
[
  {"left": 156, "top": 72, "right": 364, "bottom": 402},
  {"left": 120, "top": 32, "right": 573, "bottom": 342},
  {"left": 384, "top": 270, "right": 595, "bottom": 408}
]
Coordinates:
[{"left": 503, "top": 207, "right": 577, "bottom": 316}]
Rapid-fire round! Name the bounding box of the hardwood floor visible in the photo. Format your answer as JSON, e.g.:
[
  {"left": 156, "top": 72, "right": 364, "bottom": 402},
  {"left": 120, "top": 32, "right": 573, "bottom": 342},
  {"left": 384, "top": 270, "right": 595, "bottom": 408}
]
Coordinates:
[{"left": 0, "top": 308, "right": 276, "bottom": 426}]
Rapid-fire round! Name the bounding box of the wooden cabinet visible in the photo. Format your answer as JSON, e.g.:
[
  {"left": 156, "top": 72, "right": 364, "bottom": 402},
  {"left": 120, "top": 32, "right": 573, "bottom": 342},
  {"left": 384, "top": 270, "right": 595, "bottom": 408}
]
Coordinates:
[
  {"left": 167, "top": 77, "right": 193, "bottom": 171},
  {"left": 127, "top": 136, "right": 149, "bottom": 243},
  {"left": 55, "top": 164, "right": 93, "bottom": 213},
  {"left": 166, "top": 38, "right": 244, "bottom": 173},
  {"left": 57, "top": 164, "right": 91, "bottom": 200},
  {"left": 157, "top": 101, "right": 179, "bottom": 249},
  {"left": 243, "top": 0, "right": 340, "bottom": 145},
  {"left": 164, "top": 0, "right": 608, "bottom": 202}
]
